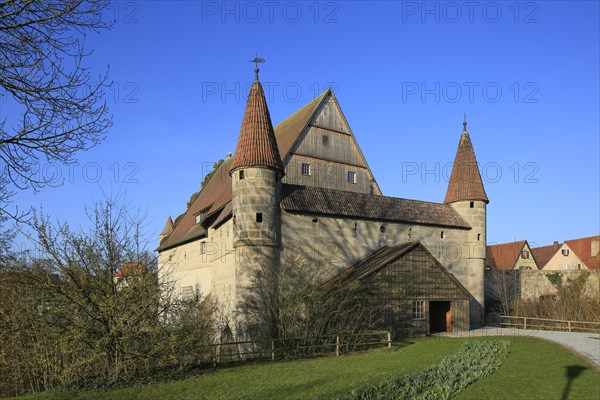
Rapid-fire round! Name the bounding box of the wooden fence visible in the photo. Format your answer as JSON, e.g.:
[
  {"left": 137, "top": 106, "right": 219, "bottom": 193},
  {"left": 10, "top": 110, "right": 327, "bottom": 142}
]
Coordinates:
[
  {"left": 208, "top": 330, "right": 392, "bottom": 364},
  {"left": 500, "top": 316, "right": 600, "bottom": 333}
]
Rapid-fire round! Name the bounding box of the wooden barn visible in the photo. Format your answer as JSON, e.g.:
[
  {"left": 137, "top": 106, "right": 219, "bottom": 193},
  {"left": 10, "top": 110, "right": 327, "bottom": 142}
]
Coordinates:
[{"left": 325, "top": 241, "right": 472, "bottom": 338}]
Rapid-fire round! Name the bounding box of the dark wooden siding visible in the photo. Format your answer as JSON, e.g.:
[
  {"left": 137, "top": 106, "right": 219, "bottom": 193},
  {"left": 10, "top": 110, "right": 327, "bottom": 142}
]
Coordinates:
[{"left": 364, "top": 247, "right": 470, "bottom": 338}]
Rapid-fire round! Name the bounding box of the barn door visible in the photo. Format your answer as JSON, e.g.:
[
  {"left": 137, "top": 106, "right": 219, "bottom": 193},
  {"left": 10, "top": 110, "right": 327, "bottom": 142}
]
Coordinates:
[{"left": 446, "top": 306, "right": 453, "bottom": 333}]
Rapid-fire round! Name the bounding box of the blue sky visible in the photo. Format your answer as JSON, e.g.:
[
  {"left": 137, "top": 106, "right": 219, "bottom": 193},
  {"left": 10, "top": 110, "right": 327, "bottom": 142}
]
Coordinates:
[{"left": 5, "top": 1, "right": 599, "bottom": 251}]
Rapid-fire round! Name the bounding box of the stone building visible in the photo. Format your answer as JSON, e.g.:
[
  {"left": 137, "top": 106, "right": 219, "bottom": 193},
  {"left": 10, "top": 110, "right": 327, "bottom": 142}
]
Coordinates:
[{"left": 158, "top": 67, "right": 489, "bottom": 335}]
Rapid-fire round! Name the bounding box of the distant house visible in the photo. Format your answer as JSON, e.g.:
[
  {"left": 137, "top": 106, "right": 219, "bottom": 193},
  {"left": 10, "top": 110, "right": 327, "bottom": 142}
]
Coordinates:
[
  {"left": 486, "top": 240, "right": 539, "bottom": 271},
  {"left": 323, "top": 242, "right": 471, "bottom": 337},
  {"left": 533, "top": 240, "right": 587, "bottom": 271},
  {"left": 564, "top": 236, "right": 600, "bottom": 270}
]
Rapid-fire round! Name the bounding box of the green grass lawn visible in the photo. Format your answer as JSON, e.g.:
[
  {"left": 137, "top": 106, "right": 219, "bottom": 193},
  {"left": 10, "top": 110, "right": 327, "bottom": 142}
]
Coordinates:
[{"left": 12, "top": 337, "right": 600, "bottom": 400}]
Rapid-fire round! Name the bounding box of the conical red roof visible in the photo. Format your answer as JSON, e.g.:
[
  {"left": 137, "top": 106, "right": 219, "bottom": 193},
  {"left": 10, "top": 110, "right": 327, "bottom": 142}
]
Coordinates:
[
  {"left": 230, "top": 74, "right": 284, "bottom": 175},
  {"left": 444, "top": 122, "right": 489, "bottom": 204}
]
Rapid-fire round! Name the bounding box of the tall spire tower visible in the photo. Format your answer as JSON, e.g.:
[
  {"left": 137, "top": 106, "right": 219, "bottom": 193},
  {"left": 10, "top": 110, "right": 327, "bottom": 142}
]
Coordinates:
[
  {"left": 230, "top": 61, "right": 283, "bottom": 309},
  {"left": 445, "top": 116, "right": 488, "bottom": 327}
]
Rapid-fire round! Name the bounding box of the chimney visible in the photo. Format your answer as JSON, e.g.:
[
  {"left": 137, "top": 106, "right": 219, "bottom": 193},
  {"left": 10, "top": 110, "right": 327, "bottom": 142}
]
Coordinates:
[{"left": 553, "top": 241, "right": 559, "bottom": 250}]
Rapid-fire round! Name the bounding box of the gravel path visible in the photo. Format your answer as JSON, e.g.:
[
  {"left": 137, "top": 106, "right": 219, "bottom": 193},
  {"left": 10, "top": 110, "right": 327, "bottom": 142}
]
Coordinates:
[{"left": 436, "top": 327, "right": 600, "bottom": 367}]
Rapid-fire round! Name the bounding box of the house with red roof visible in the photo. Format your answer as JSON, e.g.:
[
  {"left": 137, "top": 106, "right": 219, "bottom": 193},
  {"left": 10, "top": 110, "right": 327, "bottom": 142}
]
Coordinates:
[
  {"left": 158, "top": 66, "right": 490, "bottom": 336},
  {"left": 486, "top": 240, "right": 539, "bottom": 271}
]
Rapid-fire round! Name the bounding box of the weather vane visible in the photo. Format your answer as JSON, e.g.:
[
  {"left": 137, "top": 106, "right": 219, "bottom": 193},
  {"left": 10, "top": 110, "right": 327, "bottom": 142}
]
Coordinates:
[{"left": 250, "top": 54, "right": 265, "bottom": 80}]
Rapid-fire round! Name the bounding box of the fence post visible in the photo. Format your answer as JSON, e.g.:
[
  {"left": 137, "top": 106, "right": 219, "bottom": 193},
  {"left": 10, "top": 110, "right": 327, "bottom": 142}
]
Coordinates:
[
  {"left": 335, "top": 336, "right": 340, "bottom": 357},
  {"left": 523, "top": 317, "right": 527, "bottom": 330},
  {"left": 271, "top": 339, "right": 275, "bottom": 361},
  {"left": 387, "top": 331, "right": 392, "bottom": 348},
  {"left": 568, "top": 321, "right": 572, "bottom": 332}
]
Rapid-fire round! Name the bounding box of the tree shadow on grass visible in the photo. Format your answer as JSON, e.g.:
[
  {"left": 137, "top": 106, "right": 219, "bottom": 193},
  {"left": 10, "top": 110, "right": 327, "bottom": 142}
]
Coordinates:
[{"left": 560, "top": 365, "right": 587, "bottom": 400}]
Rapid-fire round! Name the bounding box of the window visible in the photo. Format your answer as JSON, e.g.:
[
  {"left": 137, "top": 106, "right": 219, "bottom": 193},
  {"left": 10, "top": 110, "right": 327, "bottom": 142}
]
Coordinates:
[
  {"left": 413, "top": 300, "right": 425, "bottom": 320},
  {"left": 347, "top": 171, "right": 356, "bottom": 184},
  {"left": 440, "top": 231, "right": 445, "bottom": 239},
  {"left": 380, "top": 225, "right": 386, "bottom": 233},
  {"left": 195, "top": 214, "right": 202, "bottom": 225},
  {"left": 562, "top": 249, "right": 569, "bottom": 256},
  {"left": 353, "top": 222, "right": 358, "bottom": 237},
  {"left": 239, "top": 170, "right": 244, "bottom": 180},
  {"left": 477, "top": 233, "right": 481, "bottom": 241},
  {"left": 322, "top": 135, "right": 329, "bottom": 146},
  {"left": 521, "top": 250, "right": 529, "bottom": 259},
  {"left": 470, "top": 201, "right": 474, "bottom": 208},
  {"left": 181, "top": 286, "right": 194, "bottom": 300},
  {"left": 301, "top": 163, "right": 311, "bottom": 176},
  {"left": 201, "top": 241, "right": 206, "bottom": 254},
  {"left": 519, "top": 266, "right": 532, "bottom": 270},
  {"left": 560, "top": 264, "right": 568, "bottom": 271},
  {"left": 256, "top": 213, "right": 263, "bottom": 223}
]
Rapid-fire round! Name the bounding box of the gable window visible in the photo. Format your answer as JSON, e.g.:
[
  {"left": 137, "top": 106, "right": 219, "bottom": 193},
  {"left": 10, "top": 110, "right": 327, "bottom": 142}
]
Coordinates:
[
  {"left": 256, "top": 213, "right": 263, "bottom": 223},
  {"left": 301, "top": 163, "right": 311, "bottom": 176},
  {"left": 239, "top": 170, "right": 245, "bottom": 180},
  {"left": 201, "top": 241, "right": 206, "bottom": 255},
  {"left": 347, "top": 171, "right": 356, "bottom": 184},
  {"left": 413, "top": 300, "right": 425, "bottom": 320},
  {"left": 181, "top": 286, "right": 194, "bottom": 300},
  {"left": 521, "top": 250, "right": 529, "bottom": 259},
  {"left": 561, "top": 249, "right": 569, "bottom": 256},
  {"left": 322, "top": 135, "right": 329, "bottom": 146}
]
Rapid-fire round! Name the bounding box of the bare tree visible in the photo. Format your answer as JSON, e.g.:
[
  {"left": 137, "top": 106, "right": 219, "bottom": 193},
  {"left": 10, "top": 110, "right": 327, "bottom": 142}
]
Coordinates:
[
  {"left": 0, "top": 0, "right": 112, "bottom": 220},
  {"left": 0, "top": 195, "right": 218, "bottom": 396}
]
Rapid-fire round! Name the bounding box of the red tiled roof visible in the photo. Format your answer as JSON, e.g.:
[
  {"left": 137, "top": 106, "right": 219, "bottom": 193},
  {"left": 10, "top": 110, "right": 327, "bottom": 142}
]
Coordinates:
[
  {"left": 229, "top": 78, "right": 284, "bottom": 174},
  {"left": 281, "top": 184, "right": 470, "bottom": 229},
  {"left": 486, "top": 240, "right": 528, "bottom": 270},
  {"left": 160, "top": 216, "right": 173, "bottom": 237},
  {"left": 565, "top": 235, "right": 600, "bottom": 270},
  {"left": 531, "top": 242, "right": 561, "bottom": 269},
  {"left": 444, "top": 123, "right": 489, "bottom": 204},
  {"left": 114, "top": 261, "right": 145, "bottom": 278}
]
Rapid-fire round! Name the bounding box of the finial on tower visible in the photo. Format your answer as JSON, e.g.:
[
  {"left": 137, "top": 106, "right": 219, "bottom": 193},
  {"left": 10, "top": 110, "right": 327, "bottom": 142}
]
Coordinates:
[
  {"left": 463, "top": 112, "right": 467, "bottom": 132},
  {"left": 250, "top": 54, "right": 265, "bottom": 81}
]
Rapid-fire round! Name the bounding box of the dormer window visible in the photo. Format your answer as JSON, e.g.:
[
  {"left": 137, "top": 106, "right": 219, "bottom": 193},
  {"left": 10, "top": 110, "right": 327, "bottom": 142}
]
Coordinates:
[{"left": 195, "top": 212, "right": 205, "bottom": 225}]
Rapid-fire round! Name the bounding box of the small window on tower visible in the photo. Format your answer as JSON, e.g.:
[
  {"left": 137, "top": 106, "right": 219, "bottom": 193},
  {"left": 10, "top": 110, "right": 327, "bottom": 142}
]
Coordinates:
[
  {"left": 301, "top": 163, "right": 311, "bottom": 176},
  {"left": 380, "top": 225, "right": 386, "bottom": 233},
  {"left": 256, "top": 213, "right": 263, "bottom": 223},
  {"left": 239, "top": 170, "right": 245, "bottom": 180},
  {"left": 470, "top": 201, "right": 474, "bottom": 208},
  {"left": 477, "top": 233, "right": 481, "bottom": 241},
  {"left": 441, "top": 231, "right": 445, "bottom": 239},
  {"left": 322, "top": 135, "right": 329, "bottom": 146}
]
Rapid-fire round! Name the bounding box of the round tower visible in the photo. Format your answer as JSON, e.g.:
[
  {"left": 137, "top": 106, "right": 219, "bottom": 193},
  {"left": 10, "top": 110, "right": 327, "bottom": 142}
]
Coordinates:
[
  {"left": 229, "top": 65, "right": 285, "bottom": 299},
  {"left": 444, "top": 116, "right": 489, "bottom": 327}
]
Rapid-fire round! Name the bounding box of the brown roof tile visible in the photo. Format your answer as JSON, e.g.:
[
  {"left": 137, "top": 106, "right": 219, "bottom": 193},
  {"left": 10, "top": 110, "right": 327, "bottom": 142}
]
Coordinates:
[
  {"left": 160, "top": 216, "right": 173, "bottom": 237},
  {"left": 323, "top": 242, "right": 472, "bottom": 298},
  {"left": 486, "top": 240, "right": 528, "bottom": 270},
  {"left": 565, "top": 235, "right": 600, "bottom": 270},
  {"left": 281, "top": 184, "right": 471, "bottom": 229},
  {"left": 159, "top": 157, "right": 233, "bottom": 251},
  {"left": 445, "top": 122, "right": 489, "bottom": 204},
  {"left": 230, "top": 78, "right": 284, "bottom": 174}
]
